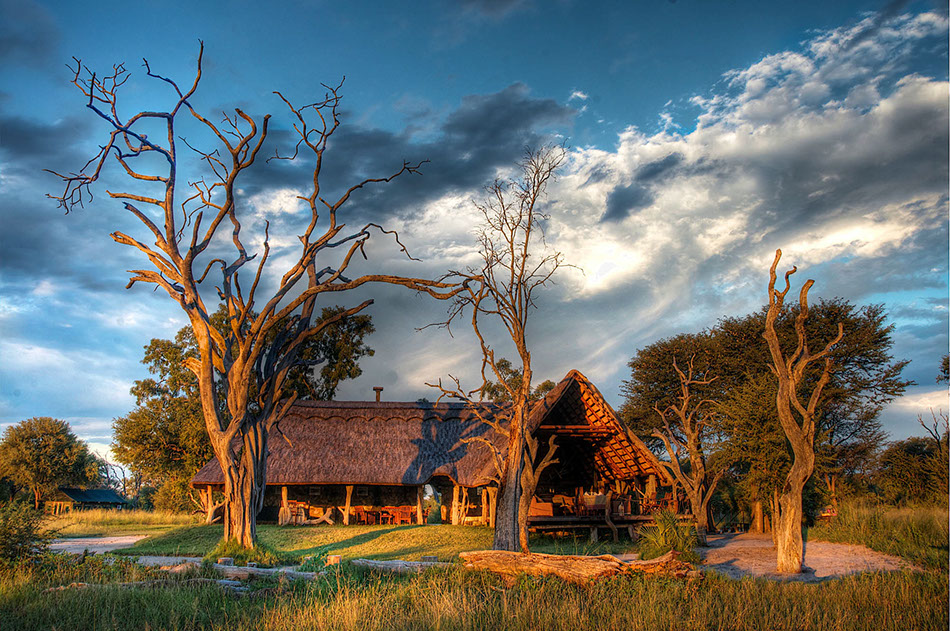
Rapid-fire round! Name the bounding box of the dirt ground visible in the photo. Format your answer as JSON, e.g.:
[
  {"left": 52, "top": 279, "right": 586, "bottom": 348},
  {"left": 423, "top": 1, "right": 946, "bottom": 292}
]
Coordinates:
[{"left": 699, "top": 533, "right": 915, "bottom": 582}]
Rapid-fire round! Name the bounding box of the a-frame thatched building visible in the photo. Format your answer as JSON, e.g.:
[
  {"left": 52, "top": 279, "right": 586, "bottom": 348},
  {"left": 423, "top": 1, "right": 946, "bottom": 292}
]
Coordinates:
[{"left": 192, "top": 370, "right": 674, "bottom": 535}]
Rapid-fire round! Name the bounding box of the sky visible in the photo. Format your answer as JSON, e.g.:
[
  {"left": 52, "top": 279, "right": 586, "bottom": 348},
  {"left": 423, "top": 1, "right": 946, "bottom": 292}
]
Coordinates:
[{"left": 0, "top": 0, "right": 947, "bottom": 462}]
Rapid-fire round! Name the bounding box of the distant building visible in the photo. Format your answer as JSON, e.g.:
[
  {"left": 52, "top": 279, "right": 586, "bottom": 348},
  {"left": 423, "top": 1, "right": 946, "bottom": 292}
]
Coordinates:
[{"left": 46, "top": 488, "right": 127, "bottom": 514}]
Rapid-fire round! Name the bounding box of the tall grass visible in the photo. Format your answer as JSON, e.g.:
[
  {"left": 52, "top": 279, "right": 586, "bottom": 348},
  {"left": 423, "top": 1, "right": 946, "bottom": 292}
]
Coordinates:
[
  {"left": 1, "top": 560, "right": 945, "bottom": 631},
  {"left": 809, "top": 501, "right": 949, "bottom": 570},
  {"left": 46, "top": 509, "right": 200, "bottom": 537}
]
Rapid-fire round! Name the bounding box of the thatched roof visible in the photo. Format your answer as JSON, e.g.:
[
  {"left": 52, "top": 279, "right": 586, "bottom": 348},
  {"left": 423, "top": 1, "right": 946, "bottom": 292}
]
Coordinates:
[
  {"left": 192, "top": 369, "right": 670, "bottom": 488},
  {"left": 193, "top": 401, "right": 506, "bottom": 487},
  {"left": 528, "top": 370, "right": 672, "bottom": 485}
]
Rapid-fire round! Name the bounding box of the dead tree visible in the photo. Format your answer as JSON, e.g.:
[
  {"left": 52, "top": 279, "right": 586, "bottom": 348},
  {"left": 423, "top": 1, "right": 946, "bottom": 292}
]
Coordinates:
[
  {"left": 429, "top": 146, "right": 565, "bottom": 552},
  {"left": 763, "top": 249, "right": 843, "bottom": 573},
  {"left": 652, "top": 356, "right": 724, "bottom": 533},
  {"left": 48, "top": 45, "right": 463, "bottom": 548}
]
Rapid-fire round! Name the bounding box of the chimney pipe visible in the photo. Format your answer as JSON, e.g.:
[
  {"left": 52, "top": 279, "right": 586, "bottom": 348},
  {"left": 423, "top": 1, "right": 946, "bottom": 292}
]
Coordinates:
[{"left": 373, "top": 387, "right": 384, "bottom": 402}]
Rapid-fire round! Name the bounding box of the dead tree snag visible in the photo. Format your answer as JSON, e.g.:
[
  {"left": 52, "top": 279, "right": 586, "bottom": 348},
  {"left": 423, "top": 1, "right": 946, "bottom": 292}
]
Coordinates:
[
  {"left": 48, "top": 44, "right": 463, "bottom": 548},
  {"left": 763, "top": 249, "right": 843, "bottom": 573}
]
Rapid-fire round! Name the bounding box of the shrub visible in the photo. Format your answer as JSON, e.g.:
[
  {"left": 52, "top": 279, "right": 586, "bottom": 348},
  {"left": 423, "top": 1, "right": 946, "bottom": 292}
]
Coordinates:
[
  {"left": 0, "top": 502, "right": 54, "bottom": 567},
  {"left": 153, "top": 477, "right": 198, "bottom": 512},
  {"left": 637, "top": 508, "right": 699, "bottom": 563}
]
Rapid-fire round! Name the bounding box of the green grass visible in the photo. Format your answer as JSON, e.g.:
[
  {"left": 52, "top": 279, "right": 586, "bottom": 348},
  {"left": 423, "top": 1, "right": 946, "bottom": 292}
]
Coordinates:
[
  {"left": 1, "top": 557, "right": 945, "bottom": 631},
  {"left": 46, "top": 509, "right": 200, "bottom": 537},
  {"left": 809, "top": 502, "right": 949, "bottom": 570},
  {"left": 114, "top": 524, "right": 637, "bottom": 562}
]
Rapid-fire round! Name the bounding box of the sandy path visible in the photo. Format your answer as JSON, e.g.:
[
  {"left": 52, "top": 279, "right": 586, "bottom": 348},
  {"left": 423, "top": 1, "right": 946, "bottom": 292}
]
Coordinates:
[
  {"left": 50, "top": 535, "right": 149, "bottom": 554},
  {"left": 699, "top": 533, "right": 914, "bottom": 582},
  {"left": 50, "top": 537, "right": 203, "bottom": 566}
]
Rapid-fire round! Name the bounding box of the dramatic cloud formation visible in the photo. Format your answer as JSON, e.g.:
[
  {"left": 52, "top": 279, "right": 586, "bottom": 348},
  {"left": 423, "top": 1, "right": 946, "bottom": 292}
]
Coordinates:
[{"left": 0, "top": 5, "right": 945, "bottom": 454}]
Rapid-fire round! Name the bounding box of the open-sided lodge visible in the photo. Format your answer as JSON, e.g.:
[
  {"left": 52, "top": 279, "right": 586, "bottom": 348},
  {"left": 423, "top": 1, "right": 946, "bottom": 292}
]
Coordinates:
[{"left": 192, "top": 370, "right": 677, "bottom": 540}]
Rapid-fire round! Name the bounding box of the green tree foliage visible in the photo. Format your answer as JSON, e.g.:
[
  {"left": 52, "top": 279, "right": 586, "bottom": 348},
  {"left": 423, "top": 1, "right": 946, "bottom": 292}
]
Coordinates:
[
  {"left": 112, "top": 304, "right": 375, "bottom": 509},
  {"left": 619, "top": 332, "right": 721, "bottom": 445},
  {"left": 0, "top": 418, "right": 100, "bottom": 509},
  {"left": 875, "top": 432, "right": 949, "bottom": 504},
  {"left": 0, "top": 502, "right": 53, "bottom": 567},
  {"left": 479, "top": 358, "right": 557, "bottom": 402},
  {"left": 621, "top": 299, "right": 910, "bottom": 511}
]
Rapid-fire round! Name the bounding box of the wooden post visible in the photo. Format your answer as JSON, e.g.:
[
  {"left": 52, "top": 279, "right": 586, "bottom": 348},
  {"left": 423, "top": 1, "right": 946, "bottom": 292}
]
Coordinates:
[
  {"left": 416, "top": 486, "right": 424, "bottom": 525},
  {"left": 279, "top": 486, "right": 290, "bottom": 526},
  {"left": 344, "top": 485, "right": 354, "bottom": 526},
  {"left": 451, "top": 485, "right": 460, "bottom": 525},
  {"left": 487, "top": 487, "right": 498, "bottom": 528},
  {"left": 460, "top": 487, "right": 469, "bottom": 525},
  {"left": 480, "top": 488, "right": 488, "bottom": 525}
]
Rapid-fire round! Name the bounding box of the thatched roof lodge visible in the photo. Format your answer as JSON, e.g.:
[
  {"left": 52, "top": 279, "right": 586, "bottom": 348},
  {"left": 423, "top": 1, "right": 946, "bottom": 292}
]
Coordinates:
[{"left": 192, "top": 370, "right": 674, "bottom": 531}]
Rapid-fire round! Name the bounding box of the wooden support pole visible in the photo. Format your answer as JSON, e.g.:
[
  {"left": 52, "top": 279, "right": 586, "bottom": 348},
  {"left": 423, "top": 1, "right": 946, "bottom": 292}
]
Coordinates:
[
  {"left": 279, "top": 486, "right": 290, "bottom": 526},
  {"left": 451, "top": 485, "right": 460, "bottom": 525},
  {"left": 480, "top": 488, "right": 488, "bottom": 525},
  {"left": 344, "top": 485, "right": 354, "bottom": 526},
  {"left": 416, "top": 486, "right": 424, "bottom": 525},
  {"left": 460, "top": 487, "right": 469, "bottom": 525}
]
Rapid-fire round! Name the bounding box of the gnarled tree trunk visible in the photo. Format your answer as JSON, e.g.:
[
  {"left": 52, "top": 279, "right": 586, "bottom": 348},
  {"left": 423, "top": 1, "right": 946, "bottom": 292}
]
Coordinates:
[{"left": 763, "top": 249, "right": 842, "bottom": 573}]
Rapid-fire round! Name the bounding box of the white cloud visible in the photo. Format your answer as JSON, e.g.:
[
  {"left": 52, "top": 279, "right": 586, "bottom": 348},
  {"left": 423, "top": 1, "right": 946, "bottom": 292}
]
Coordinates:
[
  {"left": 569, "top": 90, "right": 589, "bottom": 102},
  {"left": 247, "top": 187, "right": 305, "bottom": 219}
]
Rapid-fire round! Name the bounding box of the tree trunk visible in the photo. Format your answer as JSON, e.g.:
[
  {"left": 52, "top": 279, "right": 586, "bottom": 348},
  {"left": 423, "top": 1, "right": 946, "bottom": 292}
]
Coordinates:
[
  {"left": 517, "top": 463, "right": 536, "bottom": 553},
  {"left": 774, "top": 458, "right": 812, "bottom": 573},
  {"left": 217, "top": 424, "right": 268, "bottom": 548},
  {"left": 750, "top": 500, "right": 765, "bottom": 533},
  {"left": 34, "top": 488, "right": 41, "bottom": 511},
  {"left": 687, "top": 488, "right": 709, "bottom": 531},
  {"left": 493, "top": 466, "right": 522, "bottom": 551},
  {"left": 493, "top": 404, "right": 528, "bottom": 552}
]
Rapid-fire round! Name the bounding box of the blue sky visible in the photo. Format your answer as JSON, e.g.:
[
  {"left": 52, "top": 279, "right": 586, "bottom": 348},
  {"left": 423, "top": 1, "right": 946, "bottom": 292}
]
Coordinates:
[{"left": 1, "top": 0, "right": 947, "bottom": 460}]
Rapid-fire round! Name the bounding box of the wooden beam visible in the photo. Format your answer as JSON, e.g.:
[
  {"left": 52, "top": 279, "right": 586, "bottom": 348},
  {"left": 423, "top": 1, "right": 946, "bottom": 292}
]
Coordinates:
[{"left": 344, "top": 485, "right": 354, "bottom": 526}]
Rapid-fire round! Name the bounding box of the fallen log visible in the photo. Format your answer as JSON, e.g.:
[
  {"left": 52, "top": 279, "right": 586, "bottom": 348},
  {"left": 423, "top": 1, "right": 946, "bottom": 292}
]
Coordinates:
[
  {"left": 457, "top": 550, "right": 695, "bottom": 585},
  {"left": 351, "top": 559, "right": 454, "bottom": 574}
]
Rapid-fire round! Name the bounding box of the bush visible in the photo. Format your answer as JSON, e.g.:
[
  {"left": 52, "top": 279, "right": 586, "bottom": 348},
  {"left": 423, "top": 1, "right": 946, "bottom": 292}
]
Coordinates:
[
  {"left": 636, "top": 508, "right": 699, "bottom": 563},
  {"left": 153, "top": 478, "right": 198, "bottom": 512},
  {"left": 0, "top": 502, "right": 54, "bottom": 567}
]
